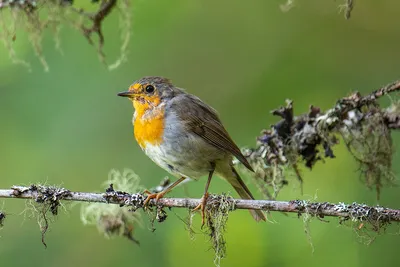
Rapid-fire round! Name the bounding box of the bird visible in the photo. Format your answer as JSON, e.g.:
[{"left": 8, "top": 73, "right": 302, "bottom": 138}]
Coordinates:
[{"left": 118, "top": 76, "right": 266, "bottom": 224}]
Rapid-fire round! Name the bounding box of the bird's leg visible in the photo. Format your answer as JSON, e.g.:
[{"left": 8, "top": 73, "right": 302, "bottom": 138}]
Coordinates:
[
  {"left": 143, "top": 177, "right": 186, "bottom": 207},
  {"left": 193, "top": 163, "right": 215, "bottom": 227}
]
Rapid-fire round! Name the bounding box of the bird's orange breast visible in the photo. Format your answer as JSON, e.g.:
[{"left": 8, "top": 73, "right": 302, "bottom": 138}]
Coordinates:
[{"left": 133, "top": 99, "right": 165, "bottom": 148}]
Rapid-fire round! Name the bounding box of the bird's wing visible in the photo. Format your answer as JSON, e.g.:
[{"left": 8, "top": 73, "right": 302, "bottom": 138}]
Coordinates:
[{"left": 170, "top": 94, "right": 254, "bottom": 172}]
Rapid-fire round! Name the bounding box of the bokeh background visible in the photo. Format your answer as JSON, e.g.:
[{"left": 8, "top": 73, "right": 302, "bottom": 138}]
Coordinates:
[{"left": 1, "top": 0, "right": 399, "bottom": 266}]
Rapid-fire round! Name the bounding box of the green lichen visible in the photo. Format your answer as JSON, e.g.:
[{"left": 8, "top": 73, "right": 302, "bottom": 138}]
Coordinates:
[
  {"left": 302, "top": 211, "right": 314, "bottom": 253},
  {"left": 0, "top": 0, "right": 131, "bottom": 70},
  {"left": 204, "top": 194, "right": 235, "bottom": 267},
  {"left": 81, "top": 169, "right": 143, "bottom": 244},
  {"left": 340, "top": 105, "right": 395, "bottom": 200}
]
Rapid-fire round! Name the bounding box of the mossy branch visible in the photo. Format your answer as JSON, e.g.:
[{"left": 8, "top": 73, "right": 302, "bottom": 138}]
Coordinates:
[
  {"left": 242, "top": 80, "right": 400, "bottom": 200},
  {"left": 0, "top": 185, "right": 399, "bottom": 223}
]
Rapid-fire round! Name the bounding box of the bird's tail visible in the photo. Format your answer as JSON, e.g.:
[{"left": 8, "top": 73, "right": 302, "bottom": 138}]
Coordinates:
[{"left": 227, "top": 166, "right": 266, "bottom": 222}]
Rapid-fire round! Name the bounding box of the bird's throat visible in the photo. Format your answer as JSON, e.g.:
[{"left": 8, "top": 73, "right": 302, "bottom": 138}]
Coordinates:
[{"left": 133, "top": 100, "right": 165, "bottom": 148}]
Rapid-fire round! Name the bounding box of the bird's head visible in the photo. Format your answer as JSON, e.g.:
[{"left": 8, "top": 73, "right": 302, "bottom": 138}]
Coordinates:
[{"left": 118, "top": 76, "right": 182, "bottom": 111}]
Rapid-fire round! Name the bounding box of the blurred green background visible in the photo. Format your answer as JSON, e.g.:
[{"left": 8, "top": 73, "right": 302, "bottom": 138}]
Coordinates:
[{"left": 1, "top": 0, "right": 399, "bottom": 266}]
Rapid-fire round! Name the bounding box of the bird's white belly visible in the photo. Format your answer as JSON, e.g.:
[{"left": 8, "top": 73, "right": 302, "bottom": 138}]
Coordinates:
[{"left": 142, "top": 139, "right": 224, "bottom": 180}]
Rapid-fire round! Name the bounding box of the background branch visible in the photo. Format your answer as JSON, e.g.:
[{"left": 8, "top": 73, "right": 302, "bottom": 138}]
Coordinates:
[{"left": 241, "top": 80, "right": 400, "bottom": 200}]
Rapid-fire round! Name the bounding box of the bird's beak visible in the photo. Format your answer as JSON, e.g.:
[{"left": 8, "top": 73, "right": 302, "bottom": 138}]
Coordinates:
[{"left": 117, "top": 91, "right": 135, "bottom": 97}]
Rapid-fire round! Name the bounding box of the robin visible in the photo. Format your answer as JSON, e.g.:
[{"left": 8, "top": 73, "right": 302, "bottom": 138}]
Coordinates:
[{"left": 118, "top": 76, "right": 266, "bottom": 223}]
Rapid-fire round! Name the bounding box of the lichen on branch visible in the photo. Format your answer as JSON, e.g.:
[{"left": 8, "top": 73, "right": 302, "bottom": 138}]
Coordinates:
[
  {"left": 239, "top": 80, "right": 400, "bottom": 200},
  {"left": 81, "top": 169, "right": 143, "bottom": 245}
]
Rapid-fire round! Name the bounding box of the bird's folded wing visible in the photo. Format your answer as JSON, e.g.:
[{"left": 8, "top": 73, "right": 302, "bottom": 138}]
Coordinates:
[{"left": 171, "top": 94, "right": 254, "bottom": 172}]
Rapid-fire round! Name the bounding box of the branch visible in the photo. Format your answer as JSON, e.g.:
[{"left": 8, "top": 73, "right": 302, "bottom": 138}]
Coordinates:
[{"left": 0, "top": 185, "right": 399, "bottom": 223}]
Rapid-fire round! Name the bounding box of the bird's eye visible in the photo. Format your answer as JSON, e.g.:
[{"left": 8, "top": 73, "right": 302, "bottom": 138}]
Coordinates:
[{"left": 145, "top": 85, "right": 155, "bottom": 93}]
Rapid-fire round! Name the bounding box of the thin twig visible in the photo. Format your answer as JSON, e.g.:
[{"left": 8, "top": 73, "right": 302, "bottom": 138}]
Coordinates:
[{"left": 78, "top": 0, "right": 117, "bottom": 60}]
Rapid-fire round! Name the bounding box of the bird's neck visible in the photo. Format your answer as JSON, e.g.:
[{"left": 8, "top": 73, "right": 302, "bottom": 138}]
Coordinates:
[
  {"left": 132, "top": 96, "right": 162, "bottom": 118},
  {"left": 133, "top": 100, "right": 164, "bottom": 121}
]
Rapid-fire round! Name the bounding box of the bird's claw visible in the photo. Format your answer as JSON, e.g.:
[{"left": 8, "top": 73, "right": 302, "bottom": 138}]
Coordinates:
[
  {"left": 192, "top": 192, "right": 209, "bottom": 227},
  {"left": 143, "top": 190, "right": 165, "bottom": 208}
]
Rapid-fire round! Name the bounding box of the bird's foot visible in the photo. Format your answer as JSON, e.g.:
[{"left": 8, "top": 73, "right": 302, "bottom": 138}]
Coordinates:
[
  {"left": 192, "top": 192, "right": 209, "bottom": 227},
  {"left": 143, "top": 190, "right": 165, "bottom": 207}
]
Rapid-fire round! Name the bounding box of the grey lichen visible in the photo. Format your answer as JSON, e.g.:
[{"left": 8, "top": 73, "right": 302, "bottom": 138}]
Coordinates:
[
  {"left": 12, "top": 184, "right": 71, "bottom": 247},
  {"left": 239, "top": 85, "right": 399, "bottom": 200},
  {"left": 337, "top": 202, "right": 394, "bottom": 230},
  {"left": 290, "top": 199, "right": 397, "bottom": 245},
  {"left": 383, "top": 100, "right": 400, "bottom": 129},
  {"left": 145, "top": 204, "right": 169, "bottom": 232},
  {"left": 337, "top": 202, "right": 397, "bottom": 245},
  {"left": 239, "top": 100, "right": 337, "bottom": 199}
]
